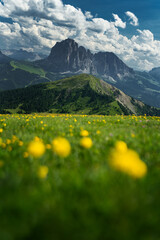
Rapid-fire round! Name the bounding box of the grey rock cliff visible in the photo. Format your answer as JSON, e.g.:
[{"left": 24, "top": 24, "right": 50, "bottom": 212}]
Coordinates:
[{"left": 38, "top": 38, "right": 133, "bottom": 79}]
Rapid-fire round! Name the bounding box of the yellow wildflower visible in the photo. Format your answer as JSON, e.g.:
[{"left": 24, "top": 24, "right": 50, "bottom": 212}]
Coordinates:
[
  {"left": 23, "top": 152, "right": 29, "bottom": 158},
  {"left": 19, "top": 141, "right": 23, "bottom": 146},
  {"left": 8, "top": 146, "right": 12, "bottom": 152},
  {"left": 37, "top": 166, "right": 48, "bottom": 179},
  {"left": 131, "top": 133, "right": 136, "bottom": 138},
  {"left": 0, "top": 160, "right": 4, "bottom": 167},
  {"left": 1, "top": 143, "right": 6, "bottom": 148},
  {"left": 28, "top": 140, "right": 45, "bottom": 158},
  {"left": 46, "top": 144, "right": 52, "bottom": 149},
  {"left": 6, "top": 139, "right": 11, "bottom": 145},
  {"left": 34, "top": 136, "right": 42, "bottom": 142},
  {"left": 0, "top": 128, "right": 3, "bottom": 133},
  {"left": 80, "top": 130, "right": 89, "bottom": 137},
  {"left": 80, "top": 137, "right": 93, "bottom": 149},
  {"left": 12, "top": 135, "right": 18, "bottom": 143},
  {"left": 115, "top": 141, "right": 128, "bottom": 153},
  {"left": 109, "top": 141, "right": 147, "bottom": 178},
  {"left": 52, "top": 137, "right": 71, "bottom": 157}
]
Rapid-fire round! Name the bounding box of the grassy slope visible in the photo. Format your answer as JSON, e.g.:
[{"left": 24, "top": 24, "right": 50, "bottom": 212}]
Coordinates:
[
  {"left": 0, "top": 74, "right": 159, "bottom": 116},
  {"left": 10, "top": 61, "right": 46, "bottom": 78},
  {"left": 0, "top": 114, "right": 160, "bottom": 240},
  {"left": 0, "top": 74, "right": 125, "bottom": 115},
  {"left": 0, "top": 61, "right": 50, "bottom": 91}
]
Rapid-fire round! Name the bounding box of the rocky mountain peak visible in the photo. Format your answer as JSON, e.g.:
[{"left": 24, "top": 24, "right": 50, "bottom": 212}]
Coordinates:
[{"left": 39, "top": 38, "right": 133, "bottom": 79}]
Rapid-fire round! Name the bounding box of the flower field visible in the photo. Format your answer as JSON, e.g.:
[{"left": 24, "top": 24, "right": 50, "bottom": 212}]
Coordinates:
[{"left": 0, "top": 113, "right": 160, "bottom": 240}]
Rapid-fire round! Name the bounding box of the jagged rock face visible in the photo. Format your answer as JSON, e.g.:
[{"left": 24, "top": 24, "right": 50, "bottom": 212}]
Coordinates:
[
  {"left": 39, "top": 38, "right": 133, "bottom": 79},
  {"left": 93, "top": 52, "right": 133, "bottom": 77},
  {"left": 47, "top": 39, "right": 94, "bottom": 73}
]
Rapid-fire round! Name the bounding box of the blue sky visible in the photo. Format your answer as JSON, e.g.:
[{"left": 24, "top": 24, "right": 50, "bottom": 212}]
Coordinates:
[
  {"left": 63, "top": 0, "right": 160, "bottom": 40},
  {"left": 0, "top": 0, "right": 160, "bottom": 71}
]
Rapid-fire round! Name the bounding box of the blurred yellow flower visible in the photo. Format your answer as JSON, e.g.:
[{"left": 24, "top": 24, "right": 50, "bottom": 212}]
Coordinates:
[
  {"left": 46, "top": 144, "right": 52, "bottom": 149},
  {"left": 80, "top": 130, "right": 89, "bottom": 137},
  {"left": 109, "top": 141, "right": 147, "bottom": 178},
  {"left": 19, "top": 141, "right": 23, "bottom": 146},
  {"left": 0, "top": 128, "right": 3, "bottom": 133},
  {"left": 6, "top": 139, "right": 11, "bottom": 145},
  {"left": 23, "top": 152, "right": 29, "bottom": 158},
  {"left": 28, "top": 140, "right": 45, "bottom": 158},
  {"left": 115, "top": 141, "right": 128, "bottom": 153},
  {"left": 52, "top": 137, "right": 71, "bottom": 157},
  {"left": 80, "top": 137, "right": 93, "bottom": 149},
  {"left": 37, "top": 166, "right": 48, "bottom": 179},
  {"left": 0, "top": 160, "right": 4, "bottom": 167},
  {"left": 131, "top": 133, "right": 136, "bottom": 138}
]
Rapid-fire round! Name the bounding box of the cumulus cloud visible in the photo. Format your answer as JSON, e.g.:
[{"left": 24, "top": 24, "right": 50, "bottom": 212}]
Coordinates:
[
  {"left": 0, "top": 0, "right": 160, "bottom": 71},
  {"left": 125, "top": 11, "right": 139, "bottom": 26},
  {"left": 112, "top": 13, "right": 126, "bottom": 29}
]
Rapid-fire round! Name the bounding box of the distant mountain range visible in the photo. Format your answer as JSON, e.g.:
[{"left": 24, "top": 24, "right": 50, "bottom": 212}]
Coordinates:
[
  {"left": 149, "top": 67, "right": 160, "bottom": 80},
  {"left": 2, "top": 49, "right": 46, "bottom": 62},
  {"left": 0, "top": 74, "right": 159, "bottom": 116},
  {"left": 0, "top": 38, "right": 160, "bottom": 109}
]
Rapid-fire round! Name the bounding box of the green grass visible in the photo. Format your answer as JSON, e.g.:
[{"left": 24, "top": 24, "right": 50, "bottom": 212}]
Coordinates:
[
  {"left": 10, "top": 61, "right": 46, "bottom": 78},
  {"left": 0, "top": 113, "right": 160, "bottom": 240}
]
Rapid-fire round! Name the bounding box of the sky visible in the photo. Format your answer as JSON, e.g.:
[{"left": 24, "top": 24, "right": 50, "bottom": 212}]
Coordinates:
[{"left": 0, "top": 0, "right": 160, "bottom": 71}]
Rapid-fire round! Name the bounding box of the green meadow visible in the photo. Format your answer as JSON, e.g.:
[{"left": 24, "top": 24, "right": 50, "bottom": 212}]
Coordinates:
[{"left": 0, "top": 113, "right": 160, "bottom": 240}]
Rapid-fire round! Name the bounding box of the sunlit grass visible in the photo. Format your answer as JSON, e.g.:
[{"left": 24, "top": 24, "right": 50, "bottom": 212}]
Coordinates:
[{"left": 0, "top": 113, "right": 160, "bottom": 240}]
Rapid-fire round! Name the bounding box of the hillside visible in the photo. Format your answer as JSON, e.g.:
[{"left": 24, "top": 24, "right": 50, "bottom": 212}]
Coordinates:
[
  {"left": 0, "top": 51, "right": 11, "bottom": 63},
  {"left": 0, "top": 74, "right": 159, "bottom": 116},
  {"left": 0, "top": 61, "right": 51, "bottom": 91},
  {"left": 108, "top": 71, "right": 160, "bottom": 108},
  {"left": 1, "top": 39, "right": 160, "bottom": 108}
]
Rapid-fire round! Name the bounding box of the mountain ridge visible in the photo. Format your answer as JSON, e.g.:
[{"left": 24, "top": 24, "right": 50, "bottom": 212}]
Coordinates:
[
  {"left": 0, "top": 38, "right": 160, "bottom": 108},
  {"left": 37, "top": 38, "right": 133, "bottom": 80},
  {"left": 0, "top": 74, "right": 159, "bottom": 116}
]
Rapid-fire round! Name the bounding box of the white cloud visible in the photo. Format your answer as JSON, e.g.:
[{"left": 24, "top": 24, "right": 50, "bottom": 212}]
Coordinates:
[
  {"left": 0, "top": 0, "right": 160, "bottom": 71},
  {"left": 125, "top": 11, "right": 139, "bottom": 26},
  {"left": 112, "top": 13, "right": 126, "bottom": 29}
]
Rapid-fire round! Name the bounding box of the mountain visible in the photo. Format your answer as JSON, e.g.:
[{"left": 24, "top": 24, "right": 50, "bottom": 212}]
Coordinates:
[
  {"left": 36, "top": 39, "right": 160, "bottom": 108},
  {"left": 110, "top": 71, "right": 160, "bottom": 108},
  {"left": 0, "top": 39, "right": 160, "bottom": 108},
  {"left": 0, "top": 51, "right": 12, "bottom": 63},
  {"left": 149, "top": 67, "right": 160, "bottom": 81},
  {"left": 0, "top": 61, "right": 50, "bottom": 91},
  {"left": 37, "top": 38, "right": 133, "bottom": 79},
  {"left": 2, "top": 49, "right": 46, "bottom": 62},
  {"left": 0, "top": 74, "right": 159, "bottom": 116}
]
